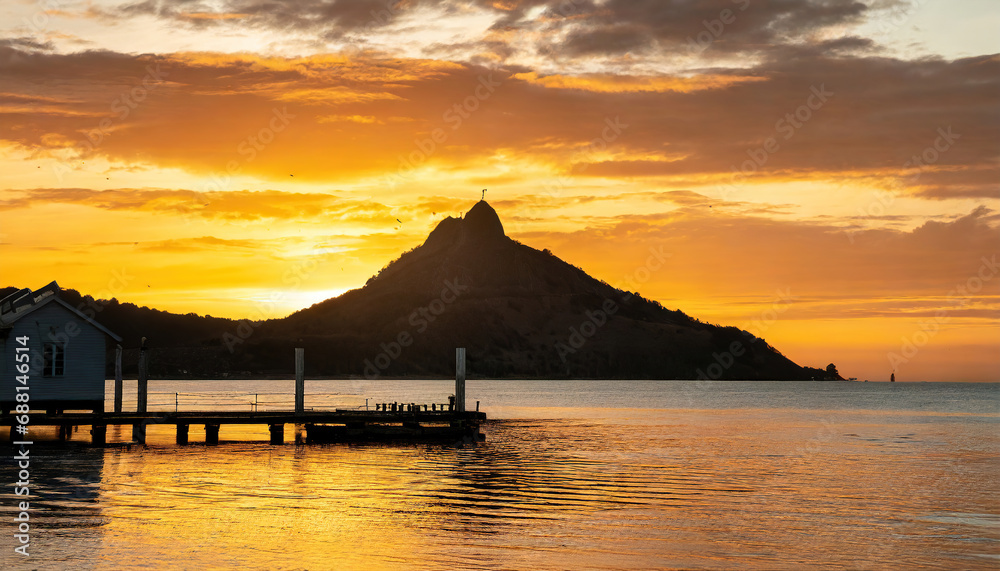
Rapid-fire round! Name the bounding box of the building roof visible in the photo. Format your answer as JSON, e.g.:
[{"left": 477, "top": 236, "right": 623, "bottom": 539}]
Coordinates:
[{"left": 0, "top": 281, "right": 123, "bottom": 342}]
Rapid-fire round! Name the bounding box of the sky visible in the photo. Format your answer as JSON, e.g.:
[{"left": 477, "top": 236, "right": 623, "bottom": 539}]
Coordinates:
[{"left": 0, "top": 0, "right": 997, "bottom": 382}]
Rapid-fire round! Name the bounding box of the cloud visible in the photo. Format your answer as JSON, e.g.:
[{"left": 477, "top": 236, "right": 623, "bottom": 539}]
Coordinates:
[
  {"left": 0, "top": 187, "right": 401, "bottom": 223},
  {"left": 107, "top": 0, "right": 430, "bottom": 34},
  {"left": 0, "top": 45, "right": 996, "bottom": 199},
  {"left": 137, "top": 235, "right": 271, "bottom": 253},
  {"left": 517, "top": 205, "right": 1000, "bottom": 313},
  {"left": 87, "top": 0, "right": 884, "bottom": 70},
  {"left": 507, "top": 0, "right": 874, "bottom": 65},
  {"left": 511, "top": 71, "right": 765, "bottom": 93},
  {"left": 0, "top": 37, "right": 55, "bottom": 52}
]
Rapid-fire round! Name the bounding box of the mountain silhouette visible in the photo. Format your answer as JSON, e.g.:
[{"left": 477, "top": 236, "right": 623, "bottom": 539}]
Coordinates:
[
  {"left": 2, "top": 201, "right": 839, "bottom": 380},
  {"left": 255, "top": 200, "right": 831, "bottom": 380}
]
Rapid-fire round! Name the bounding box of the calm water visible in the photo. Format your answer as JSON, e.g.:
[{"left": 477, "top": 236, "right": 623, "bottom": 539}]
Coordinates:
[{"left": 2, "top": 380, "right": 998, "bottom": 570}]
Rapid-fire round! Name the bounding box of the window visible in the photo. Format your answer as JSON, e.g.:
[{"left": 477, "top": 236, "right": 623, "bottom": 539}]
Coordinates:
[{"left": 43, "top": 342, "right": 65, "bottom": 377}]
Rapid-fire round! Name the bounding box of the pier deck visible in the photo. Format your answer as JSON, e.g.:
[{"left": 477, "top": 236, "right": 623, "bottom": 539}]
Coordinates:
[{"left": 2, "top": 409, "right": 487, "bottom": 446}]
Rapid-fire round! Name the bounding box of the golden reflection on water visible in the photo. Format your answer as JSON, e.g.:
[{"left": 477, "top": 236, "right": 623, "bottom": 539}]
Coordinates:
[{"left": 2, "top": 404, "right": 998, "bottom": 570}]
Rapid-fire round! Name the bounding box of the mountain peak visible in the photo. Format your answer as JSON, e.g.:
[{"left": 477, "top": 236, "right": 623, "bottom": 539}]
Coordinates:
[
  {"left": 422, "top": 200, "right": 506, "bottom": 251},
  {"left": 464, "top": 200, "right": 505, "bottom": 241}
]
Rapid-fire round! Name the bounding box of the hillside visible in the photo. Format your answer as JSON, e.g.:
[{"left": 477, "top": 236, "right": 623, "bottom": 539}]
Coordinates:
[
  {"left": 5, "top": 201, "right": 842, "bottom": 380},
  {"left": 252, "top": 201, "right": 834, "bottom": 380}
]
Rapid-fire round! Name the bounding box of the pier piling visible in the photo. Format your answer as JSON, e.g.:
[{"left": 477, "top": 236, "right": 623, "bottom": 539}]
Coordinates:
[
  {"left": 91, "top": 424, "right": 107, "bottom": 446},
  {"left": 176, "top": 423, "right": 189, "bottom": 445},
  {"left": 294, "top": 348, "right": 305, "bottom": 413},
  {"left": 137, "top": 338, "right": 148, "bottom": 414},
  {"left": 114, "top": 344, "right": 123, "bottom": 413},
  {"left": 455, "top": 348, "right": 466, "bottom": 413},
  {"left": 205, "top": 424, "right": 220, "bottom": 445},
  {"left": 132, "top": 422, "right": 146, "bottom": 444},
  {"left": 269, "top": 424, "right": 283, "bottom": 445}
]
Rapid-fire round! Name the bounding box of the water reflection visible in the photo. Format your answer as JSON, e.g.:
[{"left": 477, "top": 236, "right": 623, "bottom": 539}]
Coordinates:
[
  {"left": 1, "top": 383, "right": 997, "bottom": 570},
  {"left": 1, "top": 442, "right": 105, "bottom": 570}
]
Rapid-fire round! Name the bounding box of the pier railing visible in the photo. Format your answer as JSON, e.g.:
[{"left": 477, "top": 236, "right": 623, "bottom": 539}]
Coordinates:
[
  {"left": 142, "top": 391, "right": 364, "bottom": 413},
  {"left": 137, "top": 392, "right": 460, "bottom": 414},
  {"left": 104, "top": 347, "right": 471, "bottom": 416}
]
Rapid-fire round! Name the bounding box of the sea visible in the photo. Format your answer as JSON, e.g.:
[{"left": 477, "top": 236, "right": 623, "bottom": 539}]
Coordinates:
[{"left": 1, "top": 380, "right": 998, "bottom": 570}]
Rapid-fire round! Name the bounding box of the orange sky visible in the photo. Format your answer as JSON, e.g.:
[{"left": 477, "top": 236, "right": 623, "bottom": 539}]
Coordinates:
[{"left": 0, "top": 0, "right": 997, "bottom": 381}]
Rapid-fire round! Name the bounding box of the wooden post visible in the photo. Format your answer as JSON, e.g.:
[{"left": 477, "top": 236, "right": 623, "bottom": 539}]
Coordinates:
[
  {"left": 137, "top": 338, "right": 148, "bottom": 413},
  {"left": 455, "top": 347, "right": 466, "bottom": 413},
  {"left": 114, "top": 344, "right": 123, "bottom": 413},
  {"left": 295, "top": 348, "right": 305, "bottom": 413},
  {"left": 176, "top": 423, "right": 189, "bottom": 445},
  {"left": 132, "top": 422, "right": 146, "bottom": 444},
  {"left": 269, "top": 424, "right": 283, "bottom": 445},
  {"left": 91, "top": 425, "right": 107, "bottom": 446},
  {"left": 205, "top": 424, "right": 220, "bottom": 445}
]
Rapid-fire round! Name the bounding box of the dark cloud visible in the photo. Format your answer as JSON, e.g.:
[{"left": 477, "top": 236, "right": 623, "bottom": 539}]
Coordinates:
[
  {"left": 553, "top": 23, "right": 654, "bottom": 57},
  {"left": 110, "top": 0, "right": 432, "bottom": 34},
  {"left": 0, "top": 45, "right": 996, "bottom": 198},
  {"left": 101, "top": 0, "right": 873, "bottom": 61},
  {"left": 0, "top": 37, "right": 55, "bottom": 52},
  {"left": 568, "top": 51, "right": 1000, "bottom": 198},
  {"left": 506, "top": 0, "right": 872, "bottom": 60}
]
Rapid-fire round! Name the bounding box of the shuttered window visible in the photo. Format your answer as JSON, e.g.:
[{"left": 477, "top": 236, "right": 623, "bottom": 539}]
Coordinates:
[{"left": 43, "top": 342, "right": 65, "bottom": 377}]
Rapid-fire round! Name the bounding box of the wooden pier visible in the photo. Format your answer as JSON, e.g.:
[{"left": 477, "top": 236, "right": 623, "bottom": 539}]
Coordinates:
[
  {"left": 2, "top": 408, "right": 487, "bottom": 446},
  {"left": 3, "top": 347, "right": 487, "bottom": 446}
]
